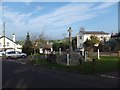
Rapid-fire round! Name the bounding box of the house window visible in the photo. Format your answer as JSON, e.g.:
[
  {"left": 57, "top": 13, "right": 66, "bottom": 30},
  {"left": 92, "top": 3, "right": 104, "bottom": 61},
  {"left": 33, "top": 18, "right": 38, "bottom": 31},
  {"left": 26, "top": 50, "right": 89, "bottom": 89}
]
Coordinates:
[
  {"left": 79, "top": 36, "right": 82, "bottom": 39},
  {"left": 7, "top": 42, "right": 10, "bottom": 47},
  {"left": 80, "top": 43, "right": 83, "bottom": 47}
]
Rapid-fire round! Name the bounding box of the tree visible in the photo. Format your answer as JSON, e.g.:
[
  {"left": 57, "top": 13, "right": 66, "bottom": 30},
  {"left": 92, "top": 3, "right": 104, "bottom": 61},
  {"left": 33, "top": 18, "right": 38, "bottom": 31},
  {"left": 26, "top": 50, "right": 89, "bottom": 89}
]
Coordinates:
[
  {"left": 117, "top": 32, "right": 120, "bottom": 51},
  {"left": 72, "top": 37, "right": 77, "bottom": 50},
  {"left": 62, "top": 38, "right": 69, "bottom": 51},
  {"left": 89, "top": 35, "right": 100, "bottom": 46},
  {"left": 52, "top": 42, "right": 61, "bottom": 51},
  {"left": 84, "top": 38, "right": 91, "bottom": 48},
  {"left": 31, "top": 32, "right": 47, "bottom": 53},
  {"left": 52, "top": 40, "right": 69, "bottom": 51},
  {"left": 22, "top": 32, "right": 34, "bottom": 55},
  {"left": 84, "top": 35, "right": 100, "bottom": 51},
  {"left": 101, "top": 32, "right": 120, "bottom": 52}
]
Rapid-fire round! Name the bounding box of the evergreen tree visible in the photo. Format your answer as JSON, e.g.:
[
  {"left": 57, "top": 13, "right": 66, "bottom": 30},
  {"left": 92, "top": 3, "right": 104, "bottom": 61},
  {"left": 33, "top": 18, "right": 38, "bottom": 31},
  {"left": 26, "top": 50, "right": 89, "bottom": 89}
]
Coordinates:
[
  {"left": 72, "top": 37, "right": 77, "bottom": 50},
  {"left": 22, "top": 32, "right": 34, "bottom": 55}
]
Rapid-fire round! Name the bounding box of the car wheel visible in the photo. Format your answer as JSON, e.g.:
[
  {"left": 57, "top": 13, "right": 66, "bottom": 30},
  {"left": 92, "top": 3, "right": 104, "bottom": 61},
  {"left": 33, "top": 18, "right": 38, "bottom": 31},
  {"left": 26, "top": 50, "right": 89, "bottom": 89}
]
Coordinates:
[
  {"left": 7, "top": 56, "right": 11, "bottom": 59},
  {"left": 22, "top": 55, "right": 26, "bottom": 58}
]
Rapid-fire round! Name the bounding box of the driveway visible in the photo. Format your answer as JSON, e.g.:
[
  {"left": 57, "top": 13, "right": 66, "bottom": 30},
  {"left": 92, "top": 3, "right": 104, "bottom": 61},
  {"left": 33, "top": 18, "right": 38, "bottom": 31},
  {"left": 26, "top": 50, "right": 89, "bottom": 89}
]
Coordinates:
[{"left": 2, "top": 58, "right": 118, "bottom": 88}]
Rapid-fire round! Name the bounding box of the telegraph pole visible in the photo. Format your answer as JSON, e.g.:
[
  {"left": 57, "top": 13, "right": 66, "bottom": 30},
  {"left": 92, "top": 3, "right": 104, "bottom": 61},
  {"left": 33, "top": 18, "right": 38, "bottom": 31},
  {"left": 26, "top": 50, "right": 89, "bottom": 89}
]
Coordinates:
[
  {"left": 3, "top": 22, "right": 6, "bottom": 55},
  {"left": 1, "top": 0, "right": 6, "bottom": 57}
]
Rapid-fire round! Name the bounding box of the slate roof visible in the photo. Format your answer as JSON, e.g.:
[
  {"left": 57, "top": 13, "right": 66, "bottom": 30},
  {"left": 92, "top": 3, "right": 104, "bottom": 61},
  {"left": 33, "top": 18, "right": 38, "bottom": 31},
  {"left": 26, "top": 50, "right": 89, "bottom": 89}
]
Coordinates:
[
  {"left": 80, "top": 31, "right": 109, "bottom": 35},
  {"left": 0, "top": 36, "right": 21, "bottom": 45},
  {"left": 44, "top": 44, "right": 52, "bottom": 49}
]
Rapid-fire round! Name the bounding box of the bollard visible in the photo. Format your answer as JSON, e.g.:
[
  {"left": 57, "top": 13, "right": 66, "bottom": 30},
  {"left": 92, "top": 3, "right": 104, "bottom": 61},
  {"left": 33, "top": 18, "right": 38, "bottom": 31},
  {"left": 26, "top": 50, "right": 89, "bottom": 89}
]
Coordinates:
[
  {"left": 67, "top": 53, "right": 69, "bottom": 66},
  {"left": 97, "top": 49, "right": 100, "bottom": 59},
  {"left": 84, "top": 51, "right": 87, "bottom": 62},
  {"left": 92, "top": 58, "right": 96, "bottom": 65},
  {"left": 79, "top": 57, "right": 82, "bottom": 65},
  {"left": 79, "top": 56, "right": 84, "bottom": 71},
  {"left": 118, "top": 51, "right": 120, "bottom": 57}
]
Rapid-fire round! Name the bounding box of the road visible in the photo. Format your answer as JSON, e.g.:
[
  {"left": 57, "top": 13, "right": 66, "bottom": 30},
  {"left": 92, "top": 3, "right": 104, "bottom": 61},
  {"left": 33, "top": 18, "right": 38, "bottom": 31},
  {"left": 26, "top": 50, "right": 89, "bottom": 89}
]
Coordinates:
[{"left": 2, "top": 59, "right": 118, "bottom": 88}]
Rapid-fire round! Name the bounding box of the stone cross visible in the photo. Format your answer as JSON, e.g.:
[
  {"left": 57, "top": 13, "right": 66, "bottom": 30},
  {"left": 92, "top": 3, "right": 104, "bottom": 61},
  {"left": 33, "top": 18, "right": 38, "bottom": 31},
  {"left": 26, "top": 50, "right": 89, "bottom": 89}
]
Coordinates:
[{"left": 68, "top": 27, "right": 72, "bottom": 52}]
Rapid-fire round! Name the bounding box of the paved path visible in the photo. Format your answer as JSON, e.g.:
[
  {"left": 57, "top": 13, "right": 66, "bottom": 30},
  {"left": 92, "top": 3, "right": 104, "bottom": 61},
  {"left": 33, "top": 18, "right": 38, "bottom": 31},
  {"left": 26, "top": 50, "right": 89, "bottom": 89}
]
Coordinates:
[{"left": 2, "top": 59, "right": 118, "bottom": 88}]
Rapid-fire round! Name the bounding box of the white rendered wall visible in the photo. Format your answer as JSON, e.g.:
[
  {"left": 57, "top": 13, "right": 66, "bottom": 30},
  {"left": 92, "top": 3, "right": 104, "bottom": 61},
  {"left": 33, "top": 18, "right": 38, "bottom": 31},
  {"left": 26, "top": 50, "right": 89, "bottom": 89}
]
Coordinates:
[
  {"left": 0, "top": 37, "right": 22, "bottom": 52},
  {"left": 77, "top": 33, "right": 111, "bottom": 49}
]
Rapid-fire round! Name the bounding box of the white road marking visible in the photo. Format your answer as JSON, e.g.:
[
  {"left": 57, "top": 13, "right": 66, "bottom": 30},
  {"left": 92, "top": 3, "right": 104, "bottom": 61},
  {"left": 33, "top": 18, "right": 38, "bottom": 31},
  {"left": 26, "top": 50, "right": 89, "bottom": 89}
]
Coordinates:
[
  {"left": 100, "top": 74, "right": 120, "bottom": 79},
  {"left": 21, "top": 62, "right": 26, "bottom": 64}
]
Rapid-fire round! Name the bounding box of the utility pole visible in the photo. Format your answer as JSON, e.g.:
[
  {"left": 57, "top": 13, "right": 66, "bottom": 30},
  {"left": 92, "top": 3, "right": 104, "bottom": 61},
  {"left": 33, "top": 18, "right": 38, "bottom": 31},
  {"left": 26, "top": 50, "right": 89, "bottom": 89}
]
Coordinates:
[
  {"left": 3, "top": 22, "right": 6, "bottom": 55},
  {"left": 1, "top": 0, "right": 6, "bottom": 57}
]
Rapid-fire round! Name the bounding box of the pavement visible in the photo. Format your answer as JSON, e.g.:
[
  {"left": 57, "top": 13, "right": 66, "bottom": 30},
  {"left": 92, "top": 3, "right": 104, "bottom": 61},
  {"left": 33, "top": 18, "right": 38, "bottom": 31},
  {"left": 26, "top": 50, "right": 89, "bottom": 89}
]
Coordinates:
[{"left": 2, "top": 58, "right": 119, "bottom": 88}]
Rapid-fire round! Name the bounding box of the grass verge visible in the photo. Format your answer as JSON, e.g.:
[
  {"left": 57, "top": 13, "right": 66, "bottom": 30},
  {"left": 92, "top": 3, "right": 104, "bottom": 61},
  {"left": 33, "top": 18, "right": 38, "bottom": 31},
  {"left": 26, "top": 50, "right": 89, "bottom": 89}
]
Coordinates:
[{"left": 27, "top": 56, "right": 120, "bottom": 74}]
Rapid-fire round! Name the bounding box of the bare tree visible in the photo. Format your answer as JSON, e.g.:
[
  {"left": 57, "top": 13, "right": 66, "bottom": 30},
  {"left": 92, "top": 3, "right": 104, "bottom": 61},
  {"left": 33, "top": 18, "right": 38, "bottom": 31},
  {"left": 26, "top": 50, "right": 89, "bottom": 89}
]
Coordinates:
[{"left": 31, "top": 31, "right": 47, "bottom": 53}]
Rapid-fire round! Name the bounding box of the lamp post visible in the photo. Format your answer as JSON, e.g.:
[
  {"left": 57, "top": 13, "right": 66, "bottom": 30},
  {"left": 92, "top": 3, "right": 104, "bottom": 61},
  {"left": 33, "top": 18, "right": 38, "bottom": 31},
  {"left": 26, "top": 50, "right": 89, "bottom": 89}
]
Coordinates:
[{"left": 68, "top": 27, "right": 72, "bottom": 63}]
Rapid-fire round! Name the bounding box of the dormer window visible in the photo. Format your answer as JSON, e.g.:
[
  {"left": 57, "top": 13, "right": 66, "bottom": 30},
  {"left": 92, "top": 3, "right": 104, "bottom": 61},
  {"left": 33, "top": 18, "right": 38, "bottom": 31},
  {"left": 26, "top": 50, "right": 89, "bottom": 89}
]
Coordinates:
[{"left": 80, "top": 36, "right": 82, "bottom": 39}]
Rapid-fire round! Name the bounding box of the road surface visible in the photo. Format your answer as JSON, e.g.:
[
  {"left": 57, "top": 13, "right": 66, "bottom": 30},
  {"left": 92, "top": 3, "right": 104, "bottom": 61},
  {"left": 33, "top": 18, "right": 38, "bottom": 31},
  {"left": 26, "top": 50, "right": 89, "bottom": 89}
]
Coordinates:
[{"left": 2, "top": 59, "right": 118, "bottom": 88}]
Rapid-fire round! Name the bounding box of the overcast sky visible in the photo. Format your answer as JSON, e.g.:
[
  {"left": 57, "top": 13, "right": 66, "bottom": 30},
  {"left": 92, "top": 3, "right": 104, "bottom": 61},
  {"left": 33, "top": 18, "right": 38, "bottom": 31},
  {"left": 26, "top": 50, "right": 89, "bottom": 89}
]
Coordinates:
[{"left": 0, "top": 1, "right": 118, "bottom": 40}]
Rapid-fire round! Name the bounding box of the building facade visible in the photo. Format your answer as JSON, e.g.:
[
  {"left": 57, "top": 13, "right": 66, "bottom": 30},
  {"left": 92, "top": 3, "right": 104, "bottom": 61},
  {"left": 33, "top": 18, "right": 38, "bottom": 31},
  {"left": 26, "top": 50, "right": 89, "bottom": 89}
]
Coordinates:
[
  {"left": 77, "top": 30, "right": 111, "bottom": 50},
  {"left": 0, "top": 34, "right": 22, "bottom": 52}
]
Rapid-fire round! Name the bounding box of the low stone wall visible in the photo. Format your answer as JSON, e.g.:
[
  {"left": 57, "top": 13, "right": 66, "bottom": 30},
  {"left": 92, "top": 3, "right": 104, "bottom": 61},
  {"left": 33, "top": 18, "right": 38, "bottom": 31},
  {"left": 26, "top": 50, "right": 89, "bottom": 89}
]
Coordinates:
[
  {"left": 99, "top": 52, "right": 118, "bottom": 56},
  {"left": 56, "top": 52, "right": 81, "bottom": 66},
  {"left": 56, "top": 51, "right": 119, "bottom": 66}
]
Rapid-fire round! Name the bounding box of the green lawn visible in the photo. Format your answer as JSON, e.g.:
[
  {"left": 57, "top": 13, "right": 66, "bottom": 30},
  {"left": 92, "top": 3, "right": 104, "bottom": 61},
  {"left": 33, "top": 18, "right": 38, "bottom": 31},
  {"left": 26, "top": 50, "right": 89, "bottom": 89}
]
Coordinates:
[{"left": 28, "top": 56, "right": 120, "bottom": 74}]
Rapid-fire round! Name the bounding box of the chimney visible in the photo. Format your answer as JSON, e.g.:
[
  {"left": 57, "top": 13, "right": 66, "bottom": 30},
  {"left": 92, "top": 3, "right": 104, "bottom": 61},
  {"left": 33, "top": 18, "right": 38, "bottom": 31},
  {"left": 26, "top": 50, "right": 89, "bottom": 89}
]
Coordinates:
[{"left": 13, "top": 33, "right": 15, "bottom": 42}]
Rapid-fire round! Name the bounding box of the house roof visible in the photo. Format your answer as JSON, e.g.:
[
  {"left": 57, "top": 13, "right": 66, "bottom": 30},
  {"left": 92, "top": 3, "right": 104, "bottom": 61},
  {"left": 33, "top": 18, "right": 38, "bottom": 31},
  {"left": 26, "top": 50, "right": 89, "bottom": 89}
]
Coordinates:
[
  {"left": 44, "top": 44, "right": 52, "bottom": 49},
  {"left": 0, "top": 36, "right": 21, "bottom": 45},
  {"left": 63, "top": 37, "right": 76, "bottom": 41},
  {"left": 79, "top": 31, "right": 109, "bottom": 35}
]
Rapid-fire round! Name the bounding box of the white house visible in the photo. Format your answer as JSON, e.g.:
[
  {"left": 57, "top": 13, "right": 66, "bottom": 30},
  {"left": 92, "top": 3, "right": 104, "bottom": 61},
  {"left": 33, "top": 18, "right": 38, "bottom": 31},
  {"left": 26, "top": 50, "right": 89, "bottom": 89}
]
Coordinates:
[
  {"left": 0, "top": 34, "right": 22, "bottom": 52},
  {"left": 77, "top": 29, "right": 111, "bottom": 50},
  {"left": 39, "top": 41, "right": 53, "bottom": 54}
]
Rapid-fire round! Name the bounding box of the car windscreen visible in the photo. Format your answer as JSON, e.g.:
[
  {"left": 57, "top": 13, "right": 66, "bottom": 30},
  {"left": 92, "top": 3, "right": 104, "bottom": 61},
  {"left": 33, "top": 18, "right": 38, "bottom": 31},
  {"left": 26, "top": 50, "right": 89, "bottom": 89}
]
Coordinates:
[{"left": 7, "top": 51, "right": 16, "bottom": 54}]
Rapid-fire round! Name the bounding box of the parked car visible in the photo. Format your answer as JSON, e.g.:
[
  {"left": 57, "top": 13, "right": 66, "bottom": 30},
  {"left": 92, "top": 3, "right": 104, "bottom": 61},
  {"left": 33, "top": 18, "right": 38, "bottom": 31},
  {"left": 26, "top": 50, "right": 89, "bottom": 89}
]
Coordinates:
[
  {"left": 0, "top": 51, "right": 5, "bottom": 57},
  {"left": 74, "top": 49, "right": 80, "bottom": 52},
  {"left": 5, "top": 51, "right": 27, "bottom": 59}
]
